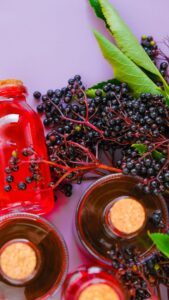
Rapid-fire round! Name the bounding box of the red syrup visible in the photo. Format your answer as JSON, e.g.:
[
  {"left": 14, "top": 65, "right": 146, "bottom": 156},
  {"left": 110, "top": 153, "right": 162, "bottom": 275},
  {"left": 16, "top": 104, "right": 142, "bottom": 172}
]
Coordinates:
[
  {"left": 62, "top": 266, "right": 127, "bottom": 300},
  {"left": 0, "top": 80, "right": 54, "bottom": 215}
]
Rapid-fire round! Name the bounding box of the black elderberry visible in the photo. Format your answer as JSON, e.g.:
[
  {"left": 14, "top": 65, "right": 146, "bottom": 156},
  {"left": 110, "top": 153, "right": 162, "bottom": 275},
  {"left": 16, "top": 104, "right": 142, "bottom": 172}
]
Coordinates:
[
  {"left": 72, "top": 105, "right": 79, "bottom": 112},
  {"left": 18, "top": 182, "right": 27, "bottom": 190},
  {"left": 126, "top": 161, "right": 134, "bottom": 169},
  {"left": 47, "top": 89, "right": 54, "bottom": 97},
  {"left": 160, "top": 62, "right": 168, "bottom": 70},
  {"left": 33, "top": 174, "right": 41, "bottom": 181},
  {"left": 33, "top": 91, "right": 41, "bottom": 99},
  {"left": 43, "top": 119, "right": 50, "bottom": 127},
  {"left": 164, "top": 171, "right": 169, "bottom": 181},
  {"left": 4, "top": 185, "right": 12, "bottom": 192},
  {"left": 147, "top": 168, "right": 154, "bottom": 176},
  {"left": 55, "top": 89, "right": 62, "bottom": 98},
  {"left": 5, "top": 167, "right": 11, "bottom": 174},
  {"left": 42, "top": 95, "right": 48, "bottom": 102},
  {"left": 22, "top": 147, "right": 33, "bottom": 157},
  {"left": 131, "top": 168, "right": 137, "bottom": 176},
  {"left": 143, "top": 186, "right": 150, "bottom": 194},
  {"left": 37, "top": 104, "right": 44, "bottom": 113},
  {"left": 64, "top": 96, "right": 71, "bottom": 104},
  {"left": 150, "top": 180, "right": 158, "bottom": 188},
  {"left": 150, "top": 210, "right": 162, "bottom": 226},
  {"left": 52, "top": 97, "right": 60, "bottom": 105},
  {"left": 25, "top": 176, "right": 32, "bottom": 184},
  {"left": 74, "top": 75, "right": 81, "bottom": 81},
  {"left": 12, "top": 165, "right": 19, "bottom": 172},
  {"left": 6, "top": 175, "right": 14, "bottom": 183},
  {"left": 64, "top": 125, "right": 71, "bottom": 134},
  {"left": 144, "top": 159, "right": 151, "bottom": 167}
]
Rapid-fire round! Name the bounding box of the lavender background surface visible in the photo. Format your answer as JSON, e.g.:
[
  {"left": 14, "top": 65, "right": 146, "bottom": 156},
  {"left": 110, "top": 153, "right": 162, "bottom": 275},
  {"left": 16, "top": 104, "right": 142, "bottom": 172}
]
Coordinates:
[{"left": 0, "top": 0, "right": 168, "bottom": 299}]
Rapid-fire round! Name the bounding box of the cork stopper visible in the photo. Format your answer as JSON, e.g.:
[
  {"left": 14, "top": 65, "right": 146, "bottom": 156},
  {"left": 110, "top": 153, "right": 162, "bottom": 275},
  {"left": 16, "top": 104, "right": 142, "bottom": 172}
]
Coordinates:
[
  {"left": 109, "top": 197, "right": 146, "bottom": 235},
  {"left": 0, "top": 241, "right": 37, "bottom": 282},
  {"left": 0, "top": 79, "right": 23, "bottom": 87},
  {"left": 79, "top": 283, "right": 119, "bottom": 300},
  {"left": 0, "top": 79, "right": 27, "bottom": 98}
]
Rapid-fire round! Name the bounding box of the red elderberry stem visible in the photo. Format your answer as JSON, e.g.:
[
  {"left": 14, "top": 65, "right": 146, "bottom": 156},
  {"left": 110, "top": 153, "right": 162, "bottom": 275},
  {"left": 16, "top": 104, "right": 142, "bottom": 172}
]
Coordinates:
[
  {"left": 48, "top": 96, "right": 104, "bottom": 135},
  {"left": 41, "top": 159, "right": 70, "bottom": 170},
  {"left": 67, "top": 140, "right": 98, "bottom": 162},
  {"left": 51, "top": 163, "right": 122, "bottom": 189}
]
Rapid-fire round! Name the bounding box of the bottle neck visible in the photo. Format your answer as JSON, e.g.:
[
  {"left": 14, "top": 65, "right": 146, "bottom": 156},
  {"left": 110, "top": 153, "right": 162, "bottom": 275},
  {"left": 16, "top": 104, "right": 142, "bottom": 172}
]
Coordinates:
[{"left": 0, "top": 80, "right": 27, "bottom": 101}]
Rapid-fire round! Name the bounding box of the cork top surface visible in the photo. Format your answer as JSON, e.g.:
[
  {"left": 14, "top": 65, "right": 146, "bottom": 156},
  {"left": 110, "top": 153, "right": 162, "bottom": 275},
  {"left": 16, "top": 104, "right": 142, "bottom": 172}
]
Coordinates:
[
  {"left": 78, "top": 283, "right": 119, "bottom": 300},
  {"left": 0, "top": 241, "right": 37, "bottom": 281},
  {"left": 109, "top": 197, "right": 146, "bottom": 235}
]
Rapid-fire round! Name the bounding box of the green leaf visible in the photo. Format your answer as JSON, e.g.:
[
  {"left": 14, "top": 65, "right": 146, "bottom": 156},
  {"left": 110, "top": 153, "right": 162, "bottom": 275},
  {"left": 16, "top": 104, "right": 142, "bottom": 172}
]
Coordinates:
[
  {"left": 132, "top": 144, "right": 147, "bottom": 155},
  {"left": 94, "top": 30, "right": 161, "bottom": 96},
  {"left": 152, "top": 150, "right": 164, "bottom": 160},
  {"left": 148, "top": 232, "right": 169, "bottom": 258},
  {"left": 97, "top": 0, "right": 166, "bottom": 83},
  {"left": 132, "top": 144, "right": 164, "bottom": 159},
  {"left": 88, "top": 0, "right": 107, "bottom": 24},
  {"left": 86, "top": 89, "right": 98, "bottom": 98}
]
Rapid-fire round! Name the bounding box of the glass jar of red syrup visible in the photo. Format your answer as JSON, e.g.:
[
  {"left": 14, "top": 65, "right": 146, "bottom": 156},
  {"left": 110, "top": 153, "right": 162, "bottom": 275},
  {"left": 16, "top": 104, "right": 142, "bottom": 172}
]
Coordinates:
[
  {"left": 62, "top": 265, "right": 127, "bottom": 300},
  {"left": 0, "top": 79, "right": 54, "bottom": 215}
]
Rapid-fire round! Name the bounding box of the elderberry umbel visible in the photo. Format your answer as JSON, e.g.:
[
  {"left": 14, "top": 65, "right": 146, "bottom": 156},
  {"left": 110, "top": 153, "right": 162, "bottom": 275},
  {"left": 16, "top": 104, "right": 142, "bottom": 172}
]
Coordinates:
[
  {"left": 141, "top": 35, "right": 158, "bottom": 62},
  {"left": 33, "top": 75, "right": 169, "bottom": 195},
  {"left": 141, "top": 35, "right": 169, "bottom": 84},
  {"left": 118, "top": 144, "right": 169, "bottom": 195}
]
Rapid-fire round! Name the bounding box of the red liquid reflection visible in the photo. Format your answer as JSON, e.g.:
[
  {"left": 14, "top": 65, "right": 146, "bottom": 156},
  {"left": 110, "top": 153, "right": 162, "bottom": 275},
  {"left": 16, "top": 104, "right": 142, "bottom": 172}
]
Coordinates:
[{"left": 0, "top": 84, "right": 54, "bottom": 215}]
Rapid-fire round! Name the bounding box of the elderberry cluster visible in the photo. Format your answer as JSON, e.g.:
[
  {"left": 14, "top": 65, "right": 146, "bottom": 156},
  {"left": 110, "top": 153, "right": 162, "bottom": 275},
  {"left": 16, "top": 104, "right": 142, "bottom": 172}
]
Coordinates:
[
  {"left": 141, "top": 35, "right": 158, "bottom": 62},
  {"left": 107, "top": 243, "right": 169, "bottom": 299},
  {"left": 159, "top": 61, "right": 169, "bottom": 79},
  {"left": 121, "top": 271, "right": 151, "bottom": 300},
  {"left": 108, "top": 246, "right": 152, "bottom": 299},
  {"left": 141, "top": 35, "right": 169, "bottom": 84},
  {"left": 143, "top": 253, "right": 169, "bottom": 287},
  {"left": 118, "top": 146, "right": 169, "bottom": 195},
  {"left": 34, "top": 76, "right": 169, "bottom": 195}
]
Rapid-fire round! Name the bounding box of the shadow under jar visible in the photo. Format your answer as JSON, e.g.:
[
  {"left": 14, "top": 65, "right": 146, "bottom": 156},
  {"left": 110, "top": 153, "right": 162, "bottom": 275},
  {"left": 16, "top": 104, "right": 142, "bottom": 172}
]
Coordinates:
[
  {"left": 0, "top": 213, "right": 68, "bottom": 300},
  {"left": 75, "top": 174, "right": 169, "bottom": 267}
]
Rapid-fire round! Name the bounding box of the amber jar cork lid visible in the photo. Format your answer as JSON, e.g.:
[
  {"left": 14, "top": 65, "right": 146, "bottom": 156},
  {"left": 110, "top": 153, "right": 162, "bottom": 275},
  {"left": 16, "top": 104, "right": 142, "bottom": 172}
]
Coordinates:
[
  {"left": 79, "top": 283, "right": 119, "bottom": 300},
  {"left": 108, "top": 197, "right": 146, "bottom": 235},
  {"left": 0, "top": 240, "right": 38, "bottom": 282},
  {"left": 0, "top": 79, "right": 23, "bottom": 86},
  {"left": 0, "top": 79, "right": 27, "bottom": 98}
]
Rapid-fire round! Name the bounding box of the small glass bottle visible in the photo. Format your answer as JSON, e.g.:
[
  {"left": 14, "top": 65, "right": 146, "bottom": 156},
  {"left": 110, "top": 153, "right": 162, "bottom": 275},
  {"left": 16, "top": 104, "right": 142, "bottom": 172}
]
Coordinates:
[
  {"left": 0, "top": 79, "right": 54, "bottom": 215},
  {"left": 62, "top": 265, "right": 127, "bottom": 300}
]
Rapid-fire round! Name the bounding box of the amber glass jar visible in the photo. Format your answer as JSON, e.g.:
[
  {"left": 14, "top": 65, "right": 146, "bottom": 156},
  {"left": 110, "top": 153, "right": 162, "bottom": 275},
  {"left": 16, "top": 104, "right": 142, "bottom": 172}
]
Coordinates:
[
  {"left": 75, "top": 174, "right": 168, "bottom": 266},
  {"left": 0, "top": 213, "right": 68, "bottom": 300}
]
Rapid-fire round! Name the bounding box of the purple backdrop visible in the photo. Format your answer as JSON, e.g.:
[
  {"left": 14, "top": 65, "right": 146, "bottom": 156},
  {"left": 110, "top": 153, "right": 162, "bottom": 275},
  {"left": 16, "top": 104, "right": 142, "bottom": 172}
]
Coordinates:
[{"left": 0, "top": 0, "right": 168, "bottom": 299}]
